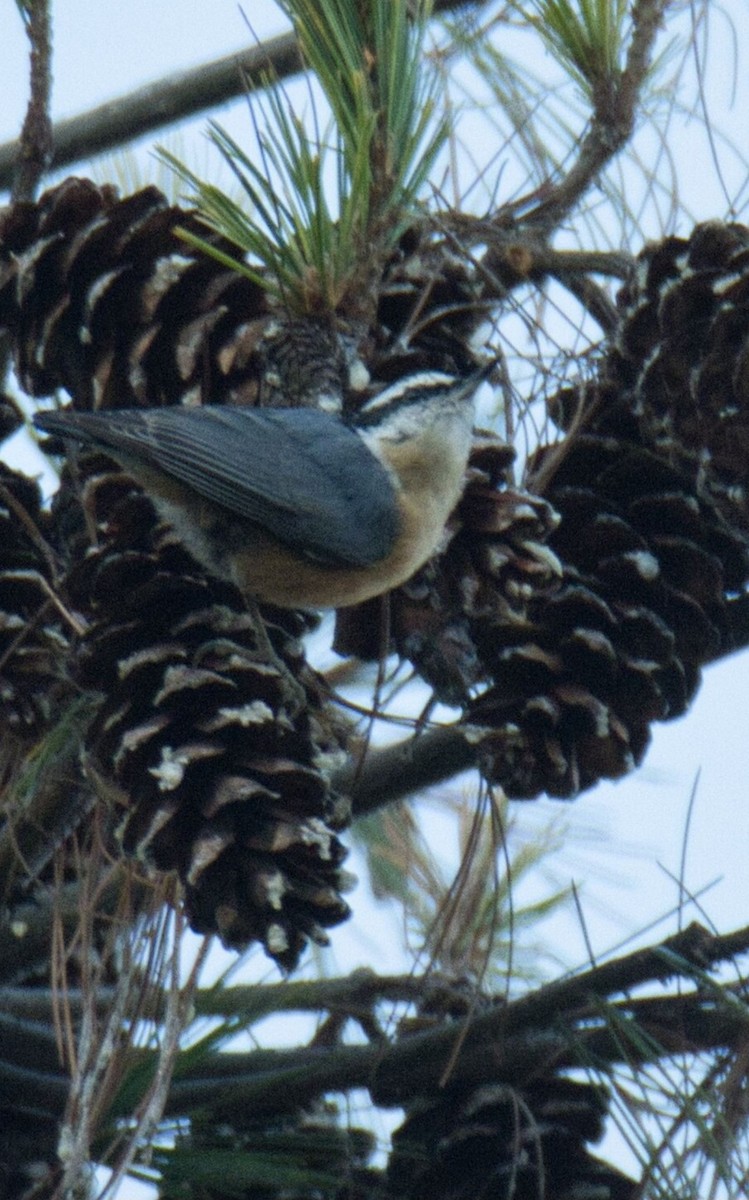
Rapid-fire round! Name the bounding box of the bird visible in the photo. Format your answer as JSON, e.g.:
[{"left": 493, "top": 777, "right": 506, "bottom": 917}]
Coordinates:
[{"left": 34, "top": 369, "right": 488, "bottom": 610}]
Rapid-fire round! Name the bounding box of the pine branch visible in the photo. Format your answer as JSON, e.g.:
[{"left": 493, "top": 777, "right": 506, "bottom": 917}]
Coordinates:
[
  {"left": 5, "top": 923, "right": 749, "bottom": 1175},
  {"left": 0, "top": 33, "right": 298, "bottom": 194},
  {"left": 131, "top": 923, "right": 749, "bottom": 1118},
  {"left": 156, "top": 939, "right": 749, "bottom": 1116},
  {"left": 527, "top": 0, "right": 671, "bottom": 230},
  {"left": 340, "top": 725, "right": 479, "bottom": 817},
  {"left": 10, "top": 0, "right": 53, "bottom": 202}
]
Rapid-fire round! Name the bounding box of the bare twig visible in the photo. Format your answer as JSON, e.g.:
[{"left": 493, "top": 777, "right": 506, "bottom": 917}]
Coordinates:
[
  {"left": 97, "top": 925, "right": 212, "bottom": 1200},
  {"left": 553, "top": 270, "right": 621, "bottom": 332},
  {"left": 12, "top": 0, "right": 53, "bottom": 202},
  {"left": 440, "top": 213, "right": 631, "bottom": 328}
]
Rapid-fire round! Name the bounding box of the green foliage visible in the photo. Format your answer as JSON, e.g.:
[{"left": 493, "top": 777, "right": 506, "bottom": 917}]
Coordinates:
[
  {"left": 516, "top": 0, "right": 630, "bottom": 98},
  {"left": 151, "top": 1143, "right": 343, "bottom": 1198},
  {"left": 162, "top": 0, "right": 447, "bottom": 312},
  {"left": 278, "top": 0, "right": 445, "bottom": 207}
]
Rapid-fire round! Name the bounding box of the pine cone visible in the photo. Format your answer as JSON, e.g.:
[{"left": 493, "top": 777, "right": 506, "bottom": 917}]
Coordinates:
[
  {"left": 0, "top": 180, "right": 364, "bottom": 968},
  {"left": 0, "top": 1109, "right": 61, "bottom": 1200},
  {"left": 0, "top": 177, "right": 278, "bottom": 412},
  {"left": 339, "top": 220, "right": 749, "bottom": 803},
  {"left": 334, "top": 233, "right": 525, "bottom": 703},
  {"left": 464, "top": 224, "right": 749, "bottom": 800},
  {"left": 58, "top": 459, "right": 352, "bottom": 970},
  {"left": 0, "top": 392, "right": 24, "bottom": 441},
  {"left": 373, "top": 225, "right": 483, "bottom": 379},
  {"left": 608, "top": 220, "right": 749, "bottom": 527},
  {"left": 468, "top": 427, "right": 748, "bottom": 797},
  {"left": 388, "top": 1076, "right": 636, "bottom": 1200},
  {"left": 1, "top": 179, "right": 506, "bottom": 964}
]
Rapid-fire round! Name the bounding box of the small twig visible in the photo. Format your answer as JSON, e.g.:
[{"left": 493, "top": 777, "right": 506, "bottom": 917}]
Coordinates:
[
  {"left": 0, "top": 478, "right": 57, "bottom": 578},
  {"left": 0, "top": 981, "right": 163, "bottom": 1024},
  {"left": 439, "top": 213, "right": 631, "bottom": 331},
  {"left": 498, "top": 921, "right": 749, "bottom": 1038},
  {"left": 12, "top": 0, "right": 54, "bottom": 202},
  {"left": 441, "top": 212, "right": 633, "bottom": 279},
  {"left": 525, "top": 0, "right": 671, "bottom": 231},
  {"left": 194, "top": 968, "right": 457, "bottom": 1021},
  {"left": 571, "top": 880, "right": 597, "bottom": 967},
  {"left": 99, "top": 926, "right": 212, "bottom": 1200}
]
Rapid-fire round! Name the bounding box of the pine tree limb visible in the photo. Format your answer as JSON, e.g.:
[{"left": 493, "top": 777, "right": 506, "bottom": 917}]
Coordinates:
[{"left": 0, "top": 0, "right": 493, "bottom": 194}]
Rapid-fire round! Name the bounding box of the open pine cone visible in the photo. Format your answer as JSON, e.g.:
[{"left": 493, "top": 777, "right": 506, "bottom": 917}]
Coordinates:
[{"left": 388, "top": 1075, "right": 636, "bottom": 1200}]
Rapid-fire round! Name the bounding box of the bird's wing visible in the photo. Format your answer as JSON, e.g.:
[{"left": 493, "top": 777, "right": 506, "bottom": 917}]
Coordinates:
[{"left": 35, "top": 405, "right": 399, "bottom": 567}]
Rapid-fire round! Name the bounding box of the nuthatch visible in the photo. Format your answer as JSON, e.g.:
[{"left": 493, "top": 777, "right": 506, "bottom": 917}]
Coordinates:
[{"left": 34, "top": 369, "right": 487, "bottom": 609}]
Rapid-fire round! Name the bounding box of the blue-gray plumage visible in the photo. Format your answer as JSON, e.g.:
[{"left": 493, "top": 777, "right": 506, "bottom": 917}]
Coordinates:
[
  {"left": 34, "top": 370, "right": 484, "bottom": 608},
  {"left": 35, "top": 405, "right": 399, "bottom": 569}
]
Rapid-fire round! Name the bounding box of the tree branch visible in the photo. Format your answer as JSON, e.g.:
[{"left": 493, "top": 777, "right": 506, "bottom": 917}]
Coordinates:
[
  {"left": 0, "top": 0, "right": 493, "bottom": 195},
  {"left": 526, "top": 0, "right": 670, "bottom": 231},
  {"left": 441, "top": 214, "right": 632, "bottom": 328},
  {"left": 11, "top": 0, "right": 53, "bottom": 202},
  {"left": 6, "top": 923, "right": 749, "bottom": 1140},
  {"left": 338, "top": 724, "right": 478, "bottom": 817},
  {"left": 0, "top": 33, "right": 298, "bottom": 195}
]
